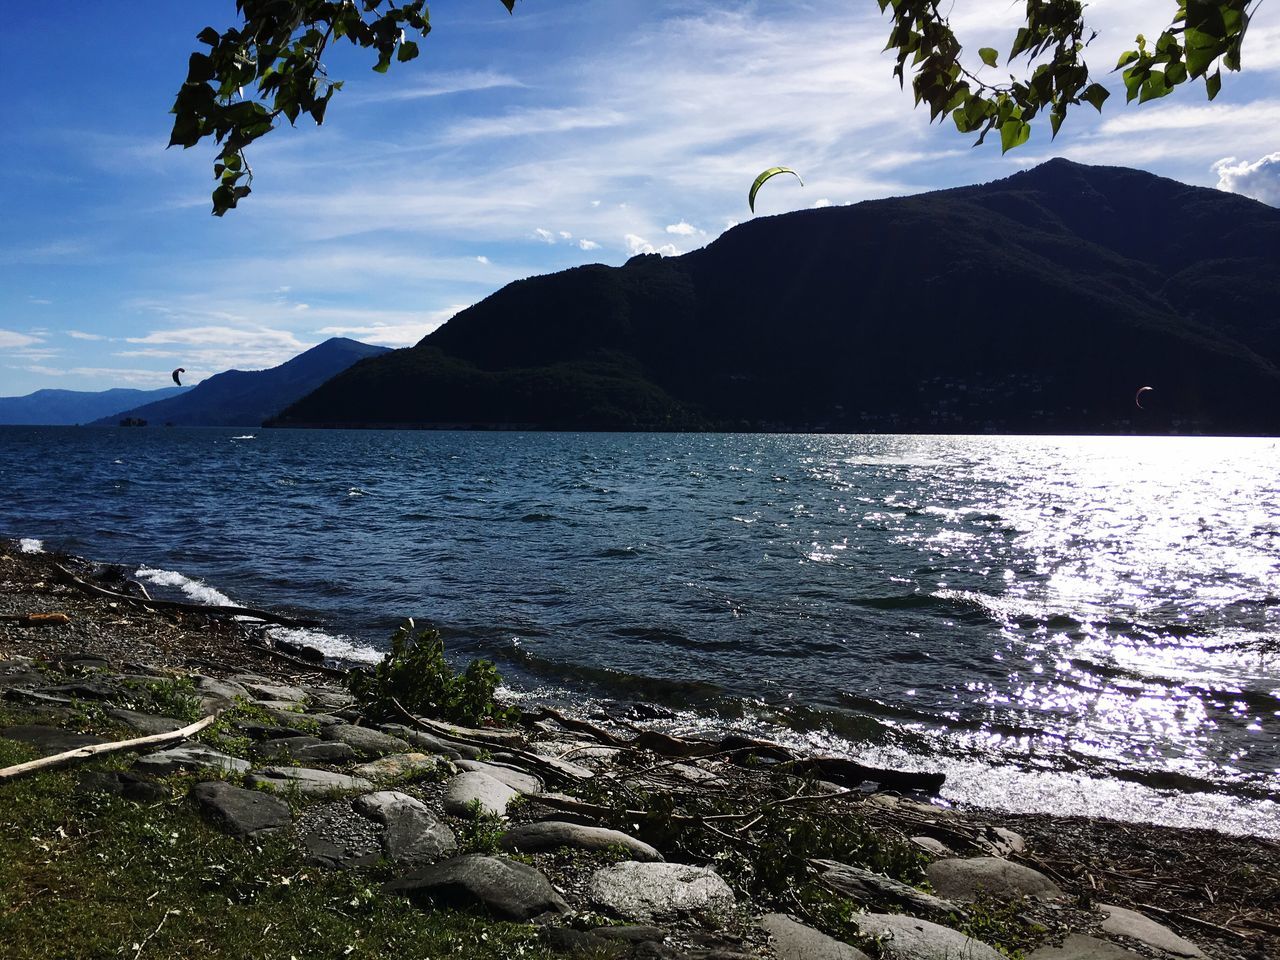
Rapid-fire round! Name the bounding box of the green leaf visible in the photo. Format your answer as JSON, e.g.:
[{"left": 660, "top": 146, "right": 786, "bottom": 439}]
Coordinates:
[
  {"left": 499, "top": 0, "right": 515, "bottom": 11},
  {"left": 1081, "top": 82, "right": 1110, "bottom": 112},
  {"left": 1205, "top": 68, "right": 1222, "bottom": 100},
  {"left": 978, "top": 47, "right": 998, "bottom": 68},
  {"left": 999, "top": 118, "right": 1030, "bottom": 153},
  {"left": 1138, "top": 70, "right": 1171, "bottom": 103},
  {"left": 397, "top": 39, "right": 419, "bottom": 62},
  {"left": 196, "top": 26, "right": 220, "bottom": 47}
]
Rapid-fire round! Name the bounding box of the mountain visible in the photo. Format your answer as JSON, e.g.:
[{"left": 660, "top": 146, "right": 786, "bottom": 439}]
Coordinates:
[
  {"left": 272, "top": 160, "right": 1280, "bottom": 435},
  {"left": 0, "top": 387, "right": 188, "bottom": 426},
  {"left": 97, "top": 338, "right": 392, "bottom": 427}
]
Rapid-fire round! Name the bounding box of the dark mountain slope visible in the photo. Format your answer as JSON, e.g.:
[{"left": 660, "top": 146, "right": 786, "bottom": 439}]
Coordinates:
[
  {"left": 275, "top": 160, "right": 1280, "bottom": 434},
  {"left": 97, "top": 338, "right": 391, "bottom": 427},
  {"left": 0, "top": 387, "right": 188, "bottom": 426}
]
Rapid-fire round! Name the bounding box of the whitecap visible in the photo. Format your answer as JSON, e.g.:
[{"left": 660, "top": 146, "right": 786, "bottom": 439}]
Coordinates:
[
  {"left": 18, "top": 538, "right": 44, "bottom": 554},
  {"left": 135, "top": 565, "right": 235, "bottom": 607},
  {"left": 232, "top": 435, "right": 255, "bottom": 440},
  {"left": 267, "top": 626, "right": 382, "bottom": 665}
]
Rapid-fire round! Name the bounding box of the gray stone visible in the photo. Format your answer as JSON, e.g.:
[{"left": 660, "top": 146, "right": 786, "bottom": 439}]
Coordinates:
[
  {"left": 761, "top": 914, "right": 871, "bottom": 960},
  {"left": 501, "top": 820, "right": 662, "bottom": 862},
  {"left": 384, "top": 853, "right": 569, "bottom": 920},
  {"left": 910, "top": 836, "right": 953, "bottom": 858},
  {"left": 443, "top": 771, "right": 519, "bottom": 818},
  {"left": 191, "top": 780, "right": 291, "bottom": 837},
  {"left": 252, "top": 699, "right": 307, "bottom": 712},
  {"left": 1098, "top": 904, "right": 1204, "bottom": 958},
  {"left": 353, "top": 790, "right": 458, "bottom": 866},
  {"left": 454, "top": 758, "right": 542, "bottom": 794},
  {"left": 77, "top": 770, "right": 168, "bottom": 803},
  {"left": 42, "top": 679, "right": 122, "bottom": 701},
  {"left": 134, "top": 744, "right": 251, "bottom": 776},
  {"left": 987, "top": 827, "right": 1026, "bottom": 857},
  {"left": 378, "top": 723, "right": 468, "bottom": 759},
  {"left": 926, "top": 857, "right": 1063, "bottom": 902},
  {"left": 353, "top": 752, "right": 450, "bottom": 782},
  {"left": 241, "top": 681, "right": 307, "bottom": 703},
  {"left": 105, "top": 708, "right": 186, "bottom": 734},
  {"left": 1028, "top": 934, "right": 1145, "bottom": 960},
  {"left": 853, "top": 914, "right": 1004, "bottom": 960},
  {"left": 192, "top": 675, "right": 250, "bottom": 703},
  {"left": 322, "top": 723, "right": 410, "bottom": 759},
  {"left": 0, "top": 724, "right": 105, "bottom": 756},
  {"left": 236, "top": 721, "right": 312, "bottom": 741},
  {"left": 252, "top": 736, "right": 356, "bottom": 764},
  {"left": 587, "top": 862, "right": 735, "bottom": 923},
  {"left": 247, "top": 766, "right": 374, "bottom": 796}
]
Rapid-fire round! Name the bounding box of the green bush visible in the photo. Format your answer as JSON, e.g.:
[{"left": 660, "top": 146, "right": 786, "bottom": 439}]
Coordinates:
[{"left": 348, "top": 620, "right": 516, "bottom": 727}]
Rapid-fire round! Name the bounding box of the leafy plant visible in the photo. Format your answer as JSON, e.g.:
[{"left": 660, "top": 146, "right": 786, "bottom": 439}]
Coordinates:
[
  {"left": 458, "top": 801, "right": 508, "bottom": 855},
  {"left": 123, "top": 677, "right": 203, "bottom": 723},
  {"left": 347, "top": 620, "right": 516, "bottom": 726}
]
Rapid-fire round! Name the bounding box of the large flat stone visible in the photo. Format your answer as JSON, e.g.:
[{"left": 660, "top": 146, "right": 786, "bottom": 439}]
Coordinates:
[
  {"left": 587, "top": 861, "right": 735, "bottom": 923},
  {"left": 926, "top": 857, "right": 1062, "bottom": 902},
  {"left": 105, "top": 708, "right": 186, "bottom": 735},
  {"left": 191, "top": 780, "right": 291, "bottom": 837},
  {"left": 443, "top": 771, "right": 519, "bottom": 818},
  {"left": 454, "top": 759, "right": 542, "bottom": 795},
  {"left": 1099, "top": 904, "right": 1204, "bottom": 957},
  {"left": 321, "top": 723, "right": 410, "bottom": 759},
  {"left": 134, "top": 744, "right": 251, "bottom": 776},
  {"left": 1028, "top": 934, "right": 1145, "bottom": 960},
  {"left": 353, "top": 752, "right": 449, "bottom": 782},
  {"left": 853, "top": 914, "right": 1004, "bottom": 960},
  {"left": 379, "top": 723, "right": 472, "bottom": 759},
  {"left": 247, "top": 766, "right": 374, "bottom": 796},
  {"left": 240, "top": 681, "right": 307, "bottom": 703},
  {"left": 353, "top": 790, "right": 457, "bottom": 866},
  {"left": 0, "top": 724, "right": 105, "bottom": 756},
  {"left": 385, "top": 854, "right": 569, "bottom": 920},
  {"left": 760, "top": 913, "right": 870, "bottom": 960},
  {"left": 501, "top": 821, "right": 662, "bottom": 862}
]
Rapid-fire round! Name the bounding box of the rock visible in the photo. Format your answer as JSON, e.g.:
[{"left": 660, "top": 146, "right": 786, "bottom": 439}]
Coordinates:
[
  {"left": 321, "top": 723, "right": 410, "bottom": 759},
  {"left": 1028, "top": 934, "right": 1146, "bottom": 960},
  {"left": 385, "top": 854, "right": 569, "bottom": 920},
  {"left": 302, "top": 685, "right": 353, "bottom": 710},
  {"left": 443, "top": 771, "right": 519, "bottom": 818},
  {"left": 987, "top": 827, "right": 1026, "bottom": 856},
  {"left": 910, "top": 836, "right": 953, "bottom": 857},
  {"left": 592, "top": 926, "right": 668, "bottom": 944},
  {"left": 760, "top": 913, "right": 871, "bottom": 960},
  {"left": 236, "top": 721, "right": 312, "bottom": 741},
  {"left": 252, "top": 699, "right": 307, "bottom": 712},
  {"left": 454, "top": 759, "right": 542, "bottom": 794},
  {"left": 0, "top": 724, "right": 105, "bottom": 756},
  {"left": 926, "top": 857, "right": 1063, "bottom": 902},
  {"left": 378, "top": 723, "right": 468, "bottom": 759},
  {"left": 192, "top": 675, "right": 250, "bottom": 704},
  {"left": 190, "top": 781, "right": 291, "bottom": 837},
  {"left": 354, "top": 791, "right": 458, "bottom": 866},
  {"left": 76, "top": 770, "right": 168, "bottom": 803},
  {"left": 297, "top": 800, "right": 385, "bottom": 870},
  {"left": 41, "top": 679, "right": 122, "bottom": 701},
  {"left": 134, "top": 744, "right": 250, "bottom": 776},
  {"left": 541, "top": 928, "right": 612, "bottom": 956},
  {"left": 493, "top": 749, "right": 594, "bottom": 781},
  {"left": 587, "top": 862, "right": 735, "bottom": 923},
  {"left": 852, "top": 914, "right": 1004, "bottom": 960},
  {"left": 304, "top": 834, "right": 383, "bottom": 870},
  {"left": 501, "top": 821, "right": 662, "bottom": 862},
  {"left": 241, "top": 681, "right": 307, "bottom": 703},
  {"left": 353, "top": 752, "right": 449, "bottom": 782},
  {"left": 247, "top": 766, "right": 374, "bottom": 796},
  {"left": 1098, "top": 904, "right": 1204, "bottom": 957},
  {"left": 105, "top": 708, "right": 186, "bottom": 734},
  {"left": 253, "top": 736, "right": 356, "bottom": 764}
]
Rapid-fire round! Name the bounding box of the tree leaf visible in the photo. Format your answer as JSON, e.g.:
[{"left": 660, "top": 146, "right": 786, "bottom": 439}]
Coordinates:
[
  {"left": 1081, "top": 82, "right": 1110, "bottom": 112},
  {"left": 978, "top": 47, "right": 998, "bottom": 68}
]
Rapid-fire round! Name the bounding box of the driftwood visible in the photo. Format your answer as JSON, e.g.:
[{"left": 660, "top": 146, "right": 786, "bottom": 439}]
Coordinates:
[
  {"left": 784, "top": 756, "right": 946, "bottom": 793},
  {"left": 812, "top": 858, "right": 966, "bottom": 918},
  {"left": 0, "top": 712, "right": 220, "bottom": 782},
  {"left": 0, "top": 612, "right": 71, "bottom": 626},
  {"left": 52, "top": 562, "right": 321, "bottom": 629},
  {"left": 521, "top": 706, "right": 630, "bottom": 747}
]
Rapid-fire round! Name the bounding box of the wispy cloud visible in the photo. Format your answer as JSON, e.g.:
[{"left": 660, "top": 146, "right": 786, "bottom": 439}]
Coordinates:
[
  {"left": 349, "top": 69, "right": 524, "bottom": 104},
  {"left": 0, "top": 329, "right": 42, "bottom": 349},
  {"left": 67, "top": 330, "right": 107, "bottom": 341},
  {"left": 314, "top": 305, "right": 467, "bottom": 347}
]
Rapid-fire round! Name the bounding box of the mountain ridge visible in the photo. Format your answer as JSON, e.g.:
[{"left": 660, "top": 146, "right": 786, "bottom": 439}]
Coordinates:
[
  {"left": 273, "top": 160, "right": 1280, "bottom": 435},
  {"left": 0, "top": 387, "right": 189, "bottom": 426}
]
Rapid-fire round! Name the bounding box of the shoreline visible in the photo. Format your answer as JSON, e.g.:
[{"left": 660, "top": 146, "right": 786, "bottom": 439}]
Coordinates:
[{"left": 3, "top": 538, "right": 1279, "bottom": 959}]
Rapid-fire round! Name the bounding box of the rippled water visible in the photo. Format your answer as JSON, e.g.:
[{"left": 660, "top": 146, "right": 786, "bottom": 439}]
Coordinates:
[{"left": 2, "top": 427, "right": 1277, "bottom": 835}]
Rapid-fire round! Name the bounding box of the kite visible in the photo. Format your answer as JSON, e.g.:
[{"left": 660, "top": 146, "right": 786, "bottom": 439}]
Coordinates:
[
  {"left": 1135, "top": 386, "right": 1154, "bottom": 409},
  {"left": 172, "top": 368, "right": 185, "bottom": 386},
  {"left": 749, "top": 167, "right": 804, "bottom": 213}
]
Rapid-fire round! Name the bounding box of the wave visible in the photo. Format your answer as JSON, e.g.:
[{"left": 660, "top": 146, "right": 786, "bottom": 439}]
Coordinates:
[
  {"left": 135, "top": 565, "right": 236, "bottom": 607},
  {"left": 266, "top": 626, "right": 382, "bottom": 665},
  {"left": 18, "top": 538, "right": 43, "bottom": 554}
]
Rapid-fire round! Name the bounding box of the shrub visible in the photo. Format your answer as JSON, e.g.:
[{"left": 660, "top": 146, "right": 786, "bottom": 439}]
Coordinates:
[{"left": 348, "top": 620, "right": 516, "bottom": 727}]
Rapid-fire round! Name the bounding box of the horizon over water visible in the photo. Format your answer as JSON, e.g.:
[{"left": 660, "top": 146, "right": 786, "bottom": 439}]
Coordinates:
[{"left": 2, "top": 426, "right": 1277, "bottom": 838}]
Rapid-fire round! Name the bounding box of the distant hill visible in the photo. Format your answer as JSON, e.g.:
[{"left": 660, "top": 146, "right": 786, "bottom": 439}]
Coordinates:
[
  {"left": 0, "top": 387, "right": 188, "bottom": 425},
  {"left": 273, "top": 160, "right": 1280, "bottom": 435},
  {"left": 97, "top": 338, "right": 391, "bottom": 427}
]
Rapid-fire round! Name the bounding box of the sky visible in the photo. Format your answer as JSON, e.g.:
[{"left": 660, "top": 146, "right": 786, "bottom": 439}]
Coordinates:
[{"left": 2, "top": 0, "right": 1278, "bottom": 396}]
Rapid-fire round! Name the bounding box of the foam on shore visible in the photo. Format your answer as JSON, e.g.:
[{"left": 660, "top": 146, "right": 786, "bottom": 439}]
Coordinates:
[
  {"left": 135, "top": 565, "right": 236, "bottom": 607},
  {"left": 18, "top": 538, "right": 44, "bottom": 554}
]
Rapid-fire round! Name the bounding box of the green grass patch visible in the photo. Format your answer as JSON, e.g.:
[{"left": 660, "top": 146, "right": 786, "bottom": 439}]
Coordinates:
[{"left": 0, "top": 763, "right": 571, "bottom": 959}]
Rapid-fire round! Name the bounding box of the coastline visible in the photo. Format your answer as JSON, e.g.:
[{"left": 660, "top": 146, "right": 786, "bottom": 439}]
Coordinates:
[{"left": 2, "top": 539, "right": 1278, "bottom": 959}]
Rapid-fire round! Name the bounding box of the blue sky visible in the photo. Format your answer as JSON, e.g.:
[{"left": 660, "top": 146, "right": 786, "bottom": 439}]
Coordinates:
[{"left": 2, "top": 0, "right": 1278, "bottom": 395}]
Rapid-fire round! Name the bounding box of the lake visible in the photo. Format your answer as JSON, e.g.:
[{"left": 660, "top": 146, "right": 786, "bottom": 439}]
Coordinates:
[{"left": 2, "top": 427, "right": 1277, "bottom": 836}]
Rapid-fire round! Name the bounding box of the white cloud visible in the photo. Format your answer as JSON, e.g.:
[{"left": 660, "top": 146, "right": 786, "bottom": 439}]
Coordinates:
[
  {"left": 624, "top": 234, "right": 679, "bottom": 257},
  {"left": 578, "top": 239, "right": 600, "bottom": 251},
  {"left": 665, "top": 221, "right": 700, "bottom": 236},
  {"left": 0, "top": 329, "right": 42, "bottom": 348},
  {"left": 350, "top": 70, "right": 524, "bottom": 104},
  {"left": 67, "top": 330, "right": 107, "bottom": 341},
  {"left": 812, "top": 198, "right": 832, "bottom": 208},
  {"left": 533, "top": 228, "right": 555, "bottom": 243},
  {"left": 28, "top": 297, "right": 52, "bottom": 305},
  {"left": 559, "top": 230, "right": 572, "bottom": 240},
  {"left": 1213, "top": 153, "right": 1280, "bottom": 206},
  {"left": 24, "top": 364, "right": 168, "bottom": 386},
  {"left": 441, "top": 107, "right": 624, "bottom": 145},
  {"left": 315, "top": 305, "right": 466, "bottom": 347},
  {"left": 476, "top": 255, "right": 490, "bottom": 264}
]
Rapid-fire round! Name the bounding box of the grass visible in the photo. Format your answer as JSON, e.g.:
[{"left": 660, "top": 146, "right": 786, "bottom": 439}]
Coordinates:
[{"left": 0, "top": 752, "right": 580, "bottom": 960}]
